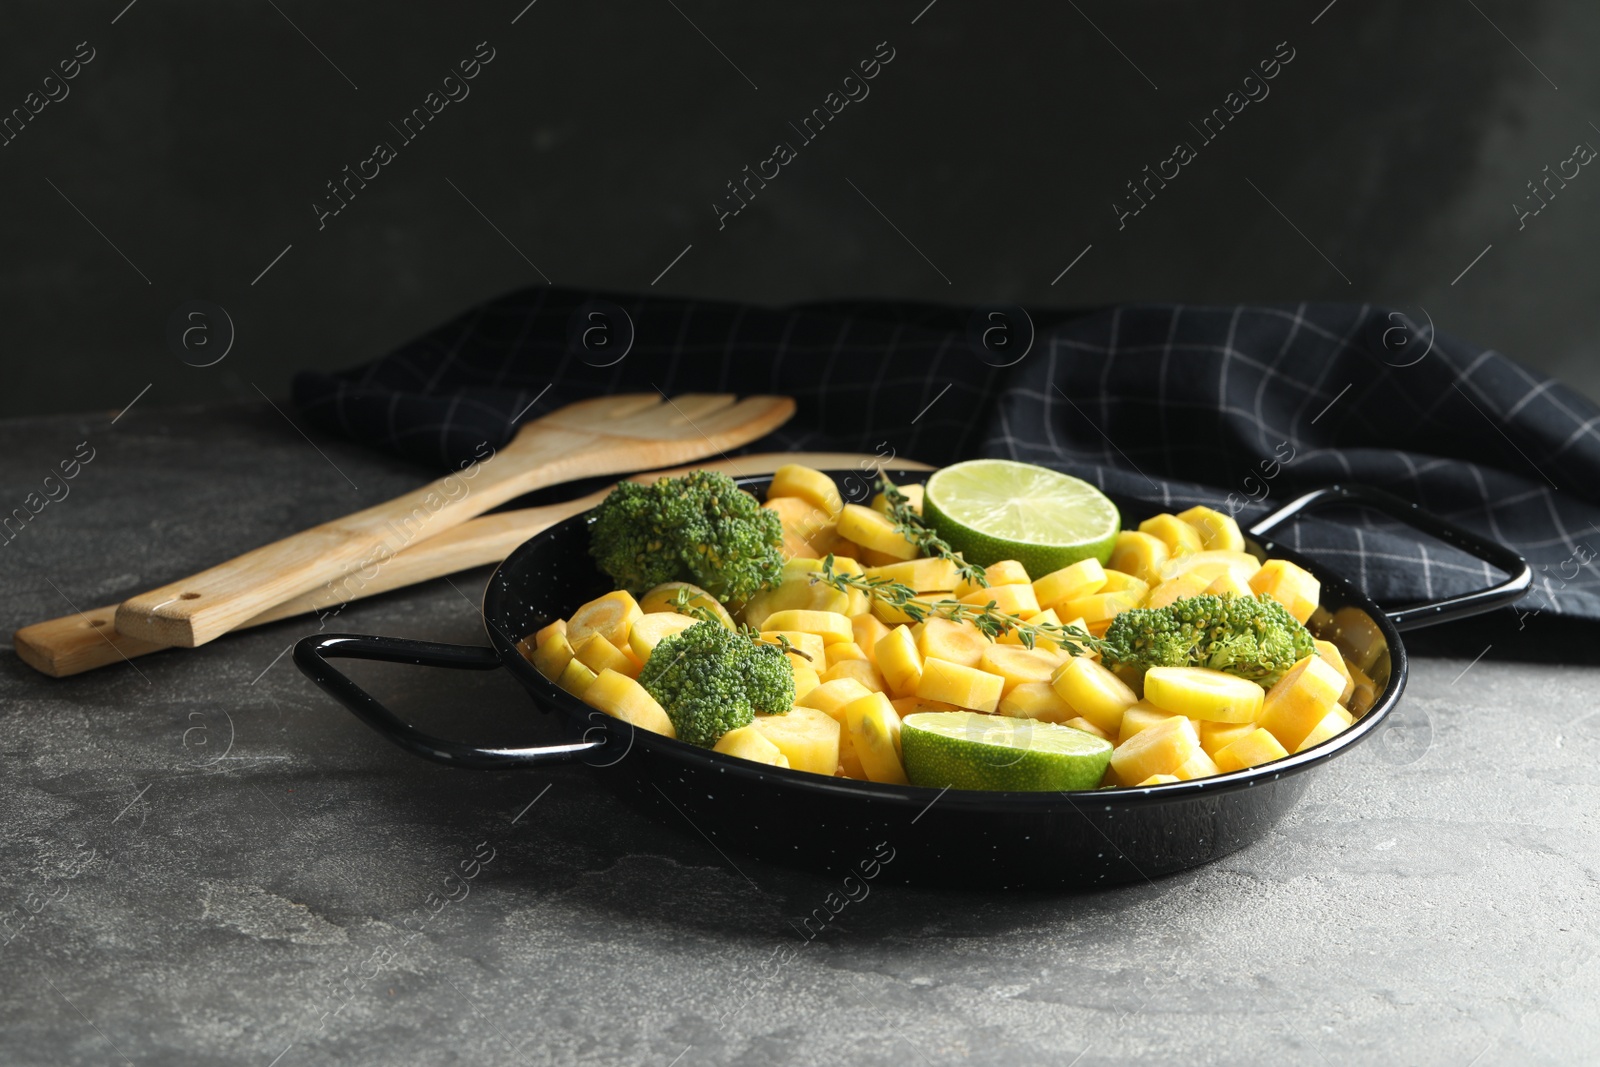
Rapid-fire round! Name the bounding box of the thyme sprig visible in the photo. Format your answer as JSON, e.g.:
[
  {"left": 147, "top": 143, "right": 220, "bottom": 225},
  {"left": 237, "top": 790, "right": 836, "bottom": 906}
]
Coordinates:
[
  {"left": 669, "top": 587, "right": 727, "bottom": 628},
  {"left": 767, "top": 632, "right": 812, "bottom": 662},
  {"left": 811, "top": 556, "right": 1102, "bottom": 657},
  {"left": 876, "top": 474, "right": 988, "bottom": 589}
]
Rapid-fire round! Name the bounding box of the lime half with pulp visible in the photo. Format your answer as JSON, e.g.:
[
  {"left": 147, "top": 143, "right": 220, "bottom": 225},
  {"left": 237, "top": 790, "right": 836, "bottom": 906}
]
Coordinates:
[
  {"left": 922, "top": 459, "right": 1120, "bottom": 573},
  {"left": 901, "top": 711, "right": 1113, "bottom": 791}
]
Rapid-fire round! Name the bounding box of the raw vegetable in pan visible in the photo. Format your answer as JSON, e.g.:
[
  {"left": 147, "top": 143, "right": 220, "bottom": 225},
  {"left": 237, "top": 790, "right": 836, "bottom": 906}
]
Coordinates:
[{"left": 520, "top": 461, "right": 1373, "bottom": 791}]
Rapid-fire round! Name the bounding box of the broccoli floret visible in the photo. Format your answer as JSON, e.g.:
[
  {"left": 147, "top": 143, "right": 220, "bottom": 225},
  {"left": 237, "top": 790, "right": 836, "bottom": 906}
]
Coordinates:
[
  {"left": 588, "top": 470, "right": 783, "bottom": 606},
  {"left": 1099, "top": 593, "right": 1316, "bottom": 686},
  {"left": 635, "top": 621, "right": 794, "bottom": 748}
]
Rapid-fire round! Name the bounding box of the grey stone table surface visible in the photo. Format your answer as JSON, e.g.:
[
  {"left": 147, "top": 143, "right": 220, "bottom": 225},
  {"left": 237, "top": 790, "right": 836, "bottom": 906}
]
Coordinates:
[{"left": 3, "top": 402, "right": 1598, "bottom": 1067}]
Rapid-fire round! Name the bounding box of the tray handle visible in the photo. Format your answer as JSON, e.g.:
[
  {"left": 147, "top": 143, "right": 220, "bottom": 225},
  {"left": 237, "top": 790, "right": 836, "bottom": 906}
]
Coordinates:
[
  {"left": 294, "top": 633, "right": 605, "bottom": 768},
  {"left": 1247, "top": 484, "right": 1531, "bottom": 632}
]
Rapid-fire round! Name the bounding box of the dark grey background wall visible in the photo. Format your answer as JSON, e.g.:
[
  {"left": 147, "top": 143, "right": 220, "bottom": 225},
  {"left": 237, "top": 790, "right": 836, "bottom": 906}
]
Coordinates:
[{"left": 3, "top": 0, "right": 1597, "bottom": 419}]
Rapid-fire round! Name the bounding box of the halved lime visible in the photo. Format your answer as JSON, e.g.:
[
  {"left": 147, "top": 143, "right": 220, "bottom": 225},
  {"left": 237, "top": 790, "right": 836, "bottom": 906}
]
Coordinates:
[
  {"left": 922, "top": 459, "right": 1120, "bottom": 573},
  {"left": 901, "top": 711, "right": 1113, "bottom": 791}
]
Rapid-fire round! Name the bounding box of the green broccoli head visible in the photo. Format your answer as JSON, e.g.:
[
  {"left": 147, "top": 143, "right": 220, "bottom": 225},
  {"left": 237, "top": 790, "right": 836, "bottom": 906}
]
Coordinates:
[
  {"left": 588, "top": 470, "right": 783, "bottom": 606},
  {"left": 635, "top": 620, "right": 795, "bottom": 748},
  {"left": 1099, "top": 592, "right": 1316, "bottom": 686}
]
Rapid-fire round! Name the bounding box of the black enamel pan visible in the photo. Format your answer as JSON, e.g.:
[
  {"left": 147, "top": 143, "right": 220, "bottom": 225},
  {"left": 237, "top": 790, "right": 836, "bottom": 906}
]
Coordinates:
[{"left": 294, "top": 474, "right": 1529, "bottom": 889}]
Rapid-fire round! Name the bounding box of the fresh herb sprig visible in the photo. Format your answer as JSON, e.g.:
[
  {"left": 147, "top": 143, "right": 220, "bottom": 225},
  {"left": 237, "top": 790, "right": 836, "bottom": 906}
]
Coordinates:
[
  {"left": 811, "top": 556, "right": 1102, "bottom": 657},
  {"left": 767, "top": 632, "right": 812, "bottom": 662},
  {"left": 669, "top": 587, "right": 727, "bottom": 628},
  {"left": 876, "top": 474, "right": 988, "bottom": 589}
]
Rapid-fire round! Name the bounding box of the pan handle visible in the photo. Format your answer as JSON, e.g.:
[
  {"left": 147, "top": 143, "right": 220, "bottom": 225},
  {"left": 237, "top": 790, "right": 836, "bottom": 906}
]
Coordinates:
[
  {"left": 1247, "top": 484, "right": 1531, "bottom": 631},
  {"left": 294, "top": 633, "right": 605, "bottom": 768}
]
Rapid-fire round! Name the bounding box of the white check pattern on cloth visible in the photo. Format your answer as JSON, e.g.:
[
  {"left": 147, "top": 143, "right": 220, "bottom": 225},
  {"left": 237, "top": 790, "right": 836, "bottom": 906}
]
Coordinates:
[{"left": 293, "top": 290, "right": 1600, "bottom": 620}]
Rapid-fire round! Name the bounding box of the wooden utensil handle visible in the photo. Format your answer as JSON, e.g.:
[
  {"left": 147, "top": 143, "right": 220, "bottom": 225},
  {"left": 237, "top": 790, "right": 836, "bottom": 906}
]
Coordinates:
[
  {"left": 24, "top": 453, "right": 929, "bottom": 676},
  {"left": 113, "top": 425, "right": 588, "bottom": 648},
  {"left": 16, "top": 498, "right": 596, "bottom": 679},
  {"left": 112, "top": 392, "right": 802, "bottom": 649}
]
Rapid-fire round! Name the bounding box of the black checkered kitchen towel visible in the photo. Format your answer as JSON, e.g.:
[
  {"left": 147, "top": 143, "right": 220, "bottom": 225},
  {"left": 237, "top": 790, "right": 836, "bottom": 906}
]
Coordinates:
[{"left": 293, "top": 287, "right": 1600, "bottom": 622}]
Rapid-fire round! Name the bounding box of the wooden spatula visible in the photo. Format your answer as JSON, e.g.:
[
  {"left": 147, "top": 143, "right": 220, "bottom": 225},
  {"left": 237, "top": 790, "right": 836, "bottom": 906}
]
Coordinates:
[
  {"left": 114, "top": 393, "right": 795, "bottom": 648},
  {"left": 19, "top": 508, "right": 560, "bottom": 678},
  {"left": 18, "top": 452, "right": 929, "bottom": 678}
]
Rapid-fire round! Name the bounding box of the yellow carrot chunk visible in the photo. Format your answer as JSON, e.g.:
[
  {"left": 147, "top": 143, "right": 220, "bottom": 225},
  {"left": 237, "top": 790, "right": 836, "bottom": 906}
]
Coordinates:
[
  {"left": 713, "top": 724, "right": 789, "bottom": 767},
  {"left": 1257, "top": 654, "right": 1347, "bottom": 750},
  {"left": 803, "top": 678, "right": 875, "bottom": 721},
  {"left": 1204, "top": 571, "right": 1255, "bottom": 600},
  {"left": 574, "top": 632, "right": 639, "bottom": 679},
  {"left": 1175, "top": 505, "right": 1246, "bottom": 552},
  {"left": 1117, "top": 703, "right": 1183, "bottom": 745},
  {"left": 1249, "top": 559, "right": 1321, "bottom": 624},
  {"left": 567, "top": 590, "right": 643, "bottom": 649},
  {"left": 1098, "top": 569, "right": 1150, "bottom": 600},
  {"left": 766, "top": 463, "right": 844, "bottom": 517},
  {"left": 1051, "top": 656, "right": 1138, "bottom": 735},
  {"left": 819, "top": 658, "right": 885, "bottom": 693},
  {"left": 556, "top": 657, "right": 598, "bottom": 697},
  {"left": 824, "top": 642, "right": 868, "bottom": 667},
  {"left": 1172, "top": 747, "right": 1219, "bottom": 781},
  {"left": 760, "top": 609, "right": 854, "bottom": 646},
  {"left": 1108, "top": 531, "right": 1170, "bottom": 585},
  {"left": 1065, "top": 716, "right": 1111, "bottom": 741},
  {"left": 1142, "top": 571, "right": 1212, "bottom": 610},
  {"left": 752, "top": 706, "right": 840, "bottom": 774},
  {"left": 791, "top": 664, "right": 820, "bottom": 703},
  {"left": 1142, "top": 666, "right": 1265, "bottom": 723},
  {"left": 836, "top": 504, "right": 919, "bottom": 560},
  {"left": 979, "top": 644, "right": 1063, "bottom": 694},
  {"left": 1212, "top": 727, "right": 1289, "bottom": 773},
  {"left": 1138, "top": 514, "right": 1204, "bottom": 557},
  {"left": 841, "top": 693, "right": 909, "bottom": 784},
  {"left": 1199, "top": 719, "right": 1259, "bottom": 757},
  {"left": 958, "top": 582, "right": 1041, "bottom": 617},
  {"left": 1059, "top": 591, "right": 1140, "bottom": 636},
  {"left": 583, "top": 668, "right": 675, "bottom": 738},
  {"left": 764, "top": 496, "right": 839, "bottom": 560},
  {"left": 1313, "top": 639, "right": 1356, "bottom": 704},
  {"left": 529, "top": 630, "right": 575, "bottom": 681},
  {"left": 1032, "top": 559, "right": 1108, "bottom": 611},
  {"left": 627, "top": 612, "right": 699, "bottom": 661},
  {"left": 862, "top": 557, "right": 960, "bottom": 592},
  {"left": 916, "top": 617, "right": 989, "bottom": 668},
  {"left": 997, "top": 681, "right": 1075, "bottom": 723},
  {"left": 1159, "top": 549, "right": 1262, "bottom": 585},
  {"left": 1110, "top": 716, "right": 1201, "bottom": 784},
  {"left": 742, "top": 559, "right": 853, "bottom": 628},
  {"left": 915, "top": 658, "right": 1004, "bottom": 712},
  {"left": 852, "top": 613, "right": 891, "bottom": 665},
  {"left": 956, "top": 560, "right": 1032, "bottom": 597},
  {"left": 873, "top": 625, "right": 924, "bottom": 698},
  {"left": 1294, "top": 705, "right": 1354, "bottom": 753}
]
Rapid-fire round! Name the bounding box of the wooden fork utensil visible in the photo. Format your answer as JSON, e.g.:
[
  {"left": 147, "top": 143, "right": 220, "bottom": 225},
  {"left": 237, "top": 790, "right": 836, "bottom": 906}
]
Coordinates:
[
  {"left": 114, "top": 393, "right": 795, "bottom": 648},
  {"left": 17, "top": 451, "right": 930, "bottom": 677}
]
